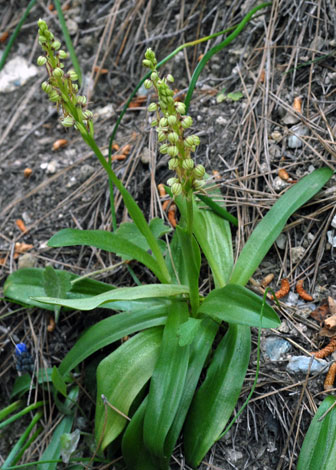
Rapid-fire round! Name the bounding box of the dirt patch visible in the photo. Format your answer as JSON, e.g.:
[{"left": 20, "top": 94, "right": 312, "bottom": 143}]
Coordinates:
[{"left": 1, "top": 1, "right": 336, "bottom": 469}]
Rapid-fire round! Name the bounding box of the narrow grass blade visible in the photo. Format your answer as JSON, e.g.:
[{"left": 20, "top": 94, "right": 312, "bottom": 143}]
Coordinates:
[
  {"left": 196, "top": 193, "right": 238, "bottom": 227},
  {"left": 38, "top": 387, "right": 79, "bottom": 470},
  {"left": 230, "top": 167, "right": 333, "bottom": 286},
  {"left": 184, "top": 3, "right": 272, "bottom": 112},
  {"left": 2, "top": 411, "right": 43, "bottom": 469},
  {"left": 54, "top": 0, "right": 82, "bottom": 85},
  {"left": 0, "top": 0, "right": 37, "bottom": 71}
]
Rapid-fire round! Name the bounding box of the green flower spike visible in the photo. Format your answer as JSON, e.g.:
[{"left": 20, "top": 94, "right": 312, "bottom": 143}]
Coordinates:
[
  {"left": 37, "top": 19, "right": 94, "bottom": 138},
  {"left": 143, "top": 48, "right": 204, "bottom": 198}
]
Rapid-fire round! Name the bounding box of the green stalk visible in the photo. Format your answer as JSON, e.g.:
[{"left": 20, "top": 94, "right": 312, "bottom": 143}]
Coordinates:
[
  {"left": 0, "top": 401, "right": 44, "bottom": 430},
  {"left": 2, "top": 411, "right": 43, "bottom": 469}
]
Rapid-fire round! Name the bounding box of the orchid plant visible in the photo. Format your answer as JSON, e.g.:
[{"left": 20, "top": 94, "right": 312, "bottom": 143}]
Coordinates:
[{"left": 3, "top": 14, "right": 333, "bottom": 470}]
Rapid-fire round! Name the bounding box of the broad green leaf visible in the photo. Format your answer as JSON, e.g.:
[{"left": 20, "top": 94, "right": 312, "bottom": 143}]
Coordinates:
[
  {"left": 51, "top": 366, "right": 67, "bottom": 398},
  {"left": 4, "top": 268, "right": 115, "bottom": 311},
  {"left": 143, "top": 302, "right": 190, "bottom": 458},
  {"left": 39, "top": 387, "right": 79, "bottom": 470},
  {"left": 43, "top": 266, "right": 72, "bottom": 298},
  {"left": 43, "top": 266, "right": 71, "bottom": 322},
  {"left": 58, "top": 302, "right": 170, "bottom": 377},
  {"left": 165, "top": 229, "right": 189, "bottom": 285},
  {"left": 176, "top": 227, "right": 200, "bottom": 313},
  {"left": 95, "top": 328, "right": 163, "bottom": 450},
  {"left": 231, "top": 167, "right": 333, "bottom": 286},
  {"left": 297, "top": 395, "right": 336, "bottom": 470},
  {"left": 164, "top": 318, "right": 219, "bottom": 462},
  {"left": 184, "top": 325, "right": 250, "bottom": 467},
  {"left": 115, "top": 219, "right": 170, "bottom": 260},
  {"left": 173, "top": 193, "right": 233, "bottom": 288},
  {"left": 48, "top": 228, "right": 166, "bottom": 283},
  {"left": 122, "top": 398, "right": 160, "bottom": 470},
  {"left": 177, "top": 317, "right": 203, "bottom": 347},
  {"left": 33, "top": 283, "right": 189, "bottom": 310},
  {"left": 198, "top": 283, "right": 280, "bottom": 328}
]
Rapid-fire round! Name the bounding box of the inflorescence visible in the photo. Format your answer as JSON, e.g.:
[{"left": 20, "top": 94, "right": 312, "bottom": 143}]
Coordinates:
[
  {"left": 37, "top": 19, "right": 93, "bottom": 136},
  {"left": 143, "top": 49, "right": 205, "bottom": 197}
]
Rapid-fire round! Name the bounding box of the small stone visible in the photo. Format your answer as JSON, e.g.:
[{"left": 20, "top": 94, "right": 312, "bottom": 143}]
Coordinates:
[
  {"left": 264, "top": 337, "right": 291, "bottom": 361},
  {"left": 271, "top": 131, "right": 282, "bottom": 142},
  {"left": 66, "top": 18, "right": 78, "bottom": 36},
  {"left": 287, "top": 125, "right": 309, "bottom": 149},
  {"left": 215, "top": 116, "right": 228, "bottom": 126},
  {"left": 327, "top": 230, "right": 336, "bottom": 248},
  {"left": 18, "top": 253, "right": 36, "bottom": 269},
  {"left": 331, "top": 215, "right": 336, "bottom": 229},
  {"left": 0, "top": 56, "right": 38, "bottom": 93},
  {"left": 273, "top": 176, "right": 288, "bottom": 192},
  {"left": 287, "top": 355, "right": 328, "bottom": 374},
  {"left": 282, "top": 113, "right": 300, "bottom": 125},
  {"left": 291, "top": 246, "right": 305, "bottom": 264},
  {"left": 268, "top": 143, "right": 281, "bottom": 159},
  {"left": 79, "top": 164, "right": 95, "bottom": 182},
  {"left": 275, "top": 233, "right": 286, "bottom": 250},
  {"left": 140, "top": 147, "right": 152, "bottom": 165},
  {"left": 94, "top": 103, "right": 114, "bottom": 119},
  {"left": 226, "top": 449, "right": 243, "bottom": 462},
  {"left": 46, "top": 160, "right": 57, "bottom": 174}
]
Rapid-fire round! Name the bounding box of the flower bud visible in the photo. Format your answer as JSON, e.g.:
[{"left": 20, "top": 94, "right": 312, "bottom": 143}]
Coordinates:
[
  {"left": 77, "top": 95, "right": 87, "bottom": 105},
  {"left": 52, "top": 40, "right": 61, "bottom": 50},
  {"left": 167, "top": 177, "right": 178, "bottom": 186},
  {"left": 192, "top": 135, "right": 200, "bottom": 146},
  {"left": 167, "top": 132, "right": 179, "bottom": 144},
  {"left": 58, "top": 50, "right": 68, "bottom": 59},
  {"left": 167, "top": 145, "right": 178, "bottom": 157},
  {"left": 38, "top": 35, "right": 47, "bottom": 44},
  {"left": 68, "top": 69, "right": 78, "bottom": 81},
  {"left": 168, "top": 158, "right": 179, "bottom": 170},
  {"left": 61, "top": 116, "right": 75, "bottom": 127},
  {"left": 72, "top": 83, "right": 79, "bottom": 92},
  {"left": 171, "top": 182, "right": 182, "bottom": 196},
  {"left": 167, "top": 115, "right": 177, "bottom": 126},
  {"left": 37, "top": 56, "right": 47, "bottom": 66},
  {"left": 83, "top": 110, "right": 93, "bottom": 119},
  {"left": 166, "top": 74, "right": 174, "bottom": 83},
  {"left": 182, "top": 159, "right": 194, "bottom": 170},
  {"left": 175, "top": 102, "right": 186, "bottom": 115},
  {"left": 41, "top": 81, "right": 52, "bottom": 93},
  {"left": 159, "top": 144, "right": 169, "bottom": 154},
  {"left": 53, "top": 67, "right": 64, "bottom": 78},
  {"left": 142, "top": 59, "right": 153, "bottom": 68},
  {"left": 147, "top": 103, "right": 157, "bottom": 112},
  {"left": 193, "top": 180, "right": 205, "bottom": 190},
  {"left": 185, "top": 136, "right": 195, "bottom": 148},
  {"left": 181, "top": 116, "right": 193, "bottom": 129},
  {"left": 194, "top": 164, "right": 205, "bottom": 178},
  {"left": 144, "top": 79, "right": 152, "bottom": 89},
  {"left": 158, "top": 131, "right": 166, "bottom": 142},
  {"left": 159, "top": 118, "right": 168, "bottom": 127},
  {"left": 49, "top": 90, "right": 60, "bottom": 102},
  {"left": 150, "top": 72, "right": 159, "bottom": 82},
  {"left": 151, "top": 119, "right": 159, "bottom": 127},
  {"left": 145, "top": 47, "right": 156, "bottom": 64},
  {"left": 38, "top": 19, "right": 47, "bottom": 31}
]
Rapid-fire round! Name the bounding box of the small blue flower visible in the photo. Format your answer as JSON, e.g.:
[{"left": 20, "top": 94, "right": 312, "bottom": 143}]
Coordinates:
[
  {"left": 15, "top": 343, "right": 34, "bottom": 373},
  {"left": 15, "top": 343, "right": 28, "bottom": 356}
]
